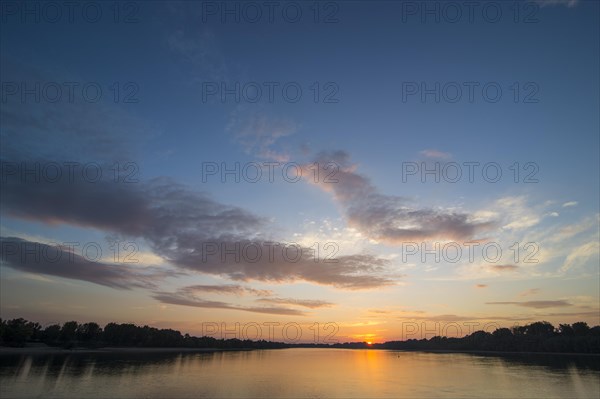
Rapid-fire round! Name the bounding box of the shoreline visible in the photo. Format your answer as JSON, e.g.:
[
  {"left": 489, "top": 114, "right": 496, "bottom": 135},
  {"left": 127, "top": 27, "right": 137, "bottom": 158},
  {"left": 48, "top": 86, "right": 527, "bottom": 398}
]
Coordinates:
[
  {"left": 1, "top": 345, "right": 598, "bottom": 357},
  {"left": 0, "top": 346, "right": 246, "bottom": 356},
  {"left": 392, "top": 348, "right": 600, "bottom": 357}
]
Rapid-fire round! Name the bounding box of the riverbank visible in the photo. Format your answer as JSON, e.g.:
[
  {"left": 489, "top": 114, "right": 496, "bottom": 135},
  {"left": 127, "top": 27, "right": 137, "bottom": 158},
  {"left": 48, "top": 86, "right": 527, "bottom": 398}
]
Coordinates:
[
  {"left": 404, "top": 348, "right": 600, "bottom": 357},
  {"left": 0, "top": 345, "right": 248, "bottom": 356},
  {"left": 2, "top": 345, "right": 598, "bottom": 357}
]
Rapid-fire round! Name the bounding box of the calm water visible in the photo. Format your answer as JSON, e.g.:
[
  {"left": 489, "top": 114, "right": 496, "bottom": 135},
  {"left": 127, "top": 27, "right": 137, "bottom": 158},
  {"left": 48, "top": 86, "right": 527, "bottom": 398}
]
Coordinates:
[{"left": 1, "top": 348, "right": 599, "bottom": 398}]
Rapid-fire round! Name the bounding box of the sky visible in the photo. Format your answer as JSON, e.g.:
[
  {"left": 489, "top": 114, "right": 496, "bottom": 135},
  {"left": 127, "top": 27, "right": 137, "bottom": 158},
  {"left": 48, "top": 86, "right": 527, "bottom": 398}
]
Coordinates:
[{"left": 1, "top": 0, "right": 598, "bottom": 343}]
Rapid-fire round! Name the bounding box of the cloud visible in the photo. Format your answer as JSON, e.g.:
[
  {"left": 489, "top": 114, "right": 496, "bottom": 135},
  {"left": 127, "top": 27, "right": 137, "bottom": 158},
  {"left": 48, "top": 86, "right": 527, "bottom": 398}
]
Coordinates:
[
  {"left": 546, "top": 216, "right": 596, "bottom": 244},
  {"left": 0, "top": 237, "right": 172, "bottom": 290},
  {"left": 562, "top": 201, "right": 578, "bottom": 208},
  {"left": 1, "top": 171, "right": 263, "bottom": 240},
  {"left": 490, "top": 264, "right": 519, "bottom": 272},
  {"left": 419, "top": 149, "right": 451, "bottom": 159},
  {"left": 180, "top": 284, "right": 273, "bottom": 297},
  {"left": 536, "top": 311, "right": 599, "bottom": 318},
  {"left": 486, "top": 300, "right": 572, "bottom": 309},
  {"left": 2, "top": 163, "right": 396, "bottom": 289},
  {"left": 398, "top": 310, "right": 599, "bottom": 326},
  {"left": 255, "top": 297, "right": 335, "bottom": 309},
  {"left": 368, "top": 309, "right": 392, "bottom": 314},
  {"left": 174, "top": 245, "right": 397, "bottom": 289},
  {"left": 304, "top": 151, "right": 495, "bottom": 244},
  {"left": 398, "top": 313, "right": 531, "bottom": 322},
  {"left": 152, "top": 285, "right": 337, "bottom": 316},
  {"left": 496, "top": 196, "right": 541, "bottom": 230},
  {"left": 534, "top": 0, "right": 578, "bottom": 7},
  {"left": 520, "top": 288, "right": 540, "bottom": 297},
  {"left": 502, "top": 215, "right": 540, "bottom": 230},
  {"left": 228, "top": 112, "right": 296, "bottom": 162},
  {"left": 153, "top": 292, "right": 306, "bottom": 316},
  {"left": 475, "top": 284, "right": 488, "bottom": 288},
  {"left": 561, "top": 241, "right": 600, "bottom": 273}
]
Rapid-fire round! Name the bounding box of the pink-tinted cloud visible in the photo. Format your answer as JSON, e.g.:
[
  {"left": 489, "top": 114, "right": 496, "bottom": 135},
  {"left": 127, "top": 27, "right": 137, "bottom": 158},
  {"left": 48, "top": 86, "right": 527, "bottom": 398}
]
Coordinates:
[
  {"left": 2, "top": 163, "right": 396, "bottom": 289},
  {"left": 303, "top": 151, "right": 495, "bottom": 244}
]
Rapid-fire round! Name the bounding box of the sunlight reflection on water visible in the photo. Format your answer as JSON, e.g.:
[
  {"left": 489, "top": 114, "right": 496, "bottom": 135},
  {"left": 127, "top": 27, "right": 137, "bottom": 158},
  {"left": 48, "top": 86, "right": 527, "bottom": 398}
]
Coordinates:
[{"left": 1, "top": 348, "right": 599, "bottom": 398}]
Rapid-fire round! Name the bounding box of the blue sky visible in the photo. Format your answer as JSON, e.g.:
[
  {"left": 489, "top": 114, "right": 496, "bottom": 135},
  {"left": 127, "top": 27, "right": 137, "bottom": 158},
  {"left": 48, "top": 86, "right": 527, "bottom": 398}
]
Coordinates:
[{"left": 1, "top": 0, "right": 598, "bottom": 342}]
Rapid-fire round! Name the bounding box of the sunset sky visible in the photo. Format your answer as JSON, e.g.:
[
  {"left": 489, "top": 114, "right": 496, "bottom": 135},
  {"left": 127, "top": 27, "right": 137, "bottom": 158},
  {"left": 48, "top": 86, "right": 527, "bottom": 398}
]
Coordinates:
[{"left": 1, "top": 0, "right": 598, "bottom": 343}]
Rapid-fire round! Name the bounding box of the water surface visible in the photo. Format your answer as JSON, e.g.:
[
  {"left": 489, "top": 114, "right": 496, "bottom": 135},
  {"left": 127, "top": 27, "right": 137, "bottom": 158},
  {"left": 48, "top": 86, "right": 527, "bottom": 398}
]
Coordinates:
[{"left": 1, "top": 348, "right": 599, "bottom": 398}]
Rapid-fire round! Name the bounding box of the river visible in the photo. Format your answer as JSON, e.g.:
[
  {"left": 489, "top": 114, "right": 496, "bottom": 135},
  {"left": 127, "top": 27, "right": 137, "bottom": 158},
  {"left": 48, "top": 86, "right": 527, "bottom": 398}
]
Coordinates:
[{"left": 1, "top": 348, "right": 599, "bottom": 398}]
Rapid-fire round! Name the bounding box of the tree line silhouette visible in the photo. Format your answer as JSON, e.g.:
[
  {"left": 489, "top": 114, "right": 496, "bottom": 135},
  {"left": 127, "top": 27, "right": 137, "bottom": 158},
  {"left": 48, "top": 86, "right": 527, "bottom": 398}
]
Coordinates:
[
  {"left": 1, "top": 318, "right": 598, "bottom": 353},
  {"left": 335, "top": 321, "right": 600, "bottom": 353},
  {"left": 0, "top": 318, "right": 287, "bottom": 350}
]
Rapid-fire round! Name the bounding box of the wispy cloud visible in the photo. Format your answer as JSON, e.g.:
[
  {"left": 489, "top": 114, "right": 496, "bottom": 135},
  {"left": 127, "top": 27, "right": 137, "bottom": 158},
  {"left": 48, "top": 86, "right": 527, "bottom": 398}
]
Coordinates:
[
  {"left": 396, "top": 310, "right": 598, "bottom": 325},
  {"left": 180, "top": 284, "right": 273, "bottom": 297},
  {"left": 486, "top": 300, "right": 572, "bottom": 309},
  {"left": 368, "top": 309, "right": 392, "bottom": 314},
  {"left": 153, "top": 292, "right": 306, "bottom": 316},
  {"left": 519, "top": 288, "right": 540, "bottom": 297},
  {"left": 534, "top": 0, "right": 579, "bottom": 7},
  {"left": 419, "top": 149, "right": 451, "bottom": 159},
  {"left": 152, "top": 284, "right": 337, "bottom": 316},
  {"left": 490, "top": 264, "right": 519, "bottom": 272},
  {"left": 256, "top": 297, "right": 335, "bottom": 309},
  {"left": 304, "top": 150, "right": 495, "bottom": 244},
  {"left": 497, "top": 196, "right": 542, "bottom": 231},
  {"left": 0, "top": 237, "right": 174, "bottom": 290},
  {"left": 2, "top": 163, "right": 397, "bottom": 289},
  {"left": 561, "top": 241, "right": 600, "bottom": 273},
  {"left": 229, "top": 113, "right": 296, "bottom": 162}
]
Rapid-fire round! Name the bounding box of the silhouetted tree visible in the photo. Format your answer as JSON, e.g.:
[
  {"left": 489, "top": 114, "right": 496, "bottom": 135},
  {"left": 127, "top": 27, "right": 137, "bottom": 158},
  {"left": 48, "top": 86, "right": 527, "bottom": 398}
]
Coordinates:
[
  {"left": 558, "top": 324, "right": 574, "bottom": 336},
  {"left": 2, "top": 318, "right": 599, "bottom": 353},
  {"left": 0, "top": 318, "right": 33, "bottom": 347},
  {"left": 41, "top": 324, "right": 61, "bottom": 345},
  {"left": 76, "top": 322, "right": 102, "bottom": 346},
  {"left": 572, "top": 322, "right": 590, "bottom": 336},
  {"left": 60, "top": 321, "right": 78, "bottom": 348}
]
